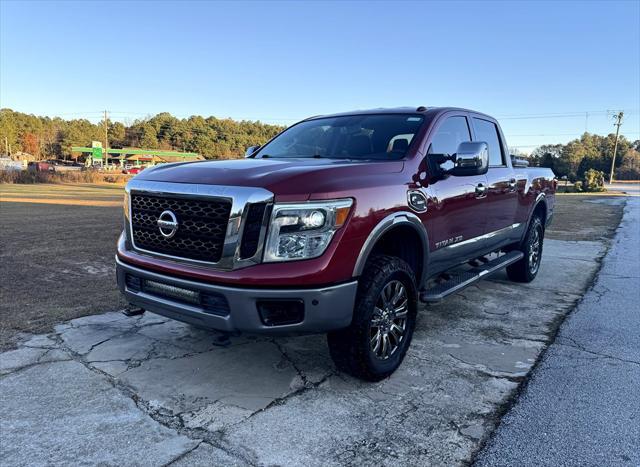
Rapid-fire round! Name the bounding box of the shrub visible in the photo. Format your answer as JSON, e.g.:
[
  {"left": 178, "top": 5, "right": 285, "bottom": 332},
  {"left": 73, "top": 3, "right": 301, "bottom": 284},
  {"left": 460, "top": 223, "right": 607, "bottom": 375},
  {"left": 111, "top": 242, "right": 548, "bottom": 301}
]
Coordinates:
[{"left": 582, "top": 169, "right": 606, "bottom": 192}]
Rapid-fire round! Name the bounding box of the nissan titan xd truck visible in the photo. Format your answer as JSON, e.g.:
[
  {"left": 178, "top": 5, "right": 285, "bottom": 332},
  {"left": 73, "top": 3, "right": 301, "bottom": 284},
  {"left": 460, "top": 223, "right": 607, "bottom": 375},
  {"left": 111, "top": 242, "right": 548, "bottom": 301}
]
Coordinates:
[{"left": 116, "top": 107, "right": 556, "bottom": 381}]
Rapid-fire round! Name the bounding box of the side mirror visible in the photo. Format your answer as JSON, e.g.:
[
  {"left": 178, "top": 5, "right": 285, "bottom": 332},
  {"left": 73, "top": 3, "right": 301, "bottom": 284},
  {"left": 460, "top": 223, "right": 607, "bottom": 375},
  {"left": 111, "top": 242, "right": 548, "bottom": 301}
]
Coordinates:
[
  {"left": 449, "top": 141, "right": 489, "bottom": 176},
  {"left": 244, "top": 145, "right": 260, "bottom": 158}
]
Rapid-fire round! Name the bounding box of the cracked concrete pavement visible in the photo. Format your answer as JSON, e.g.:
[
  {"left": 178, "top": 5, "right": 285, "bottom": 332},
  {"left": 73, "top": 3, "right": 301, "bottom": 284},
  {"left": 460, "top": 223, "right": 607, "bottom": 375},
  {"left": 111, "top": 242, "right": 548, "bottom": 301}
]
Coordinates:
[
  {"left": 476, "top": 198, "right": 640, "bottom": 466},
  {"left": 0, "top": 209, "right": 623, "bottom": 465}
]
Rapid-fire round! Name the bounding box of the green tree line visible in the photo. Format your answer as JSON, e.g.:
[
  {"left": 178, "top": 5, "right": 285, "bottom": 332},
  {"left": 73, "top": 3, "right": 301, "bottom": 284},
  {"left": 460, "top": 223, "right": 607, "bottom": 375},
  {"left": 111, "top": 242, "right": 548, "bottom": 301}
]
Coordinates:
[
  {"left": 525, "top": 133, "right": 640, "bottom": 181},
  {"left": 0, "top": 109, "right": 285, "bottom": 160}
]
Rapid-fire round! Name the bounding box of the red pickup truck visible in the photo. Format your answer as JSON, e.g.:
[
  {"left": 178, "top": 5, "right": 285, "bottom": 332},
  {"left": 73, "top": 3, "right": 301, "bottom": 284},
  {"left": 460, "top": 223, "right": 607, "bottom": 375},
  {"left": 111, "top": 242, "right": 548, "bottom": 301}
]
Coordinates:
[{"left": 116, "top": 107, "right": 555, "bottom": 380}]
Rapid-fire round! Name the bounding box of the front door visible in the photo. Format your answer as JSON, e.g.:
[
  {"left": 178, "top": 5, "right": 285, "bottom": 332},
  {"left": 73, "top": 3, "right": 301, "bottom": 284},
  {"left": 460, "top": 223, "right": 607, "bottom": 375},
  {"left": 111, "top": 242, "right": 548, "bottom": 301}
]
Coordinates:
[{"left": 421, "top": 114, "right": 488, "bottom": 274}]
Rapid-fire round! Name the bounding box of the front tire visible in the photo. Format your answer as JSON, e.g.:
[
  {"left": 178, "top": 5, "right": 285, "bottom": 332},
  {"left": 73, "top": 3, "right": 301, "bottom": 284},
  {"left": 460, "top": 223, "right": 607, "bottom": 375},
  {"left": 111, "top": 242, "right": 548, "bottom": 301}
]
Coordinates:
[
  {"left": 507, "top": 215, "right": 544, "bottom": 283},
  {"left": 327, "top": 255, "right": 417, "bottom": 381}
]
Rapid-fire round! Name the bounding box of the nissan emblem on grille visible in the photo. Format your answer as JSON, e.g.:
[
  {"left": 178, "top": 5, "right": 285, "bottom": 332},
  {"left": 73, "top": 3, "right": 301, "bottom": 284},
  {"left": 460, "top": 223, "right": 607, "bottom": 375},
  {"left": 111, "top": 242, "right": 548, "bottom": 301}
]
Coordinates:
[{"left": 157, "top": 210, "right": 179, "bottom": 239}]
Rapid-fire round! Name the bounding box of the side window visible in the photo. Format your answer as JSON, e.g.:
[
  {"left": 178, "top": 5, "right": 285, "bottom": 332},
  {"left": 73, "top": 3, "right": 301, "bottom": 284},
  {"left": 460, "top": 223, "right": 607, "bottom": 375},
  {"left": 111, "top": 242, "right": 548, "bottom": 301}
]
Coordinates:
[
  {"left": 472, "top": 118, "right": 505, "bottom": 166},
  {"left": 428, "top": 116, "right": 471, "bottom": 156}
]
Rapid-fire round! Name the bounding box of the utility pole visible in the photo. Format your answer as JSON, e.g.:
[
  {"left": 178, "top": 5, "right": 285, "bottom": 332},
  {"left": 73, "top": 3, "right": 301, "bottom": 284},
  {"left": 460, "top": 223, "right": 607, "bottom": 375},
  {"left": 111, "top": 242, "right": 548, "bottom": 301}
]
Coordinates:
[
  {"left": 608, "top": 111, "right": 624, "bottom": 184},
  {"left": 4, "top": 136, "right": 8, "bottom": 157},
  {"left": 104, "top": 110, "right": 109, "bottom": 168},
  {"left": 585, "top": 112, "right": 589, "bottom": 133}
]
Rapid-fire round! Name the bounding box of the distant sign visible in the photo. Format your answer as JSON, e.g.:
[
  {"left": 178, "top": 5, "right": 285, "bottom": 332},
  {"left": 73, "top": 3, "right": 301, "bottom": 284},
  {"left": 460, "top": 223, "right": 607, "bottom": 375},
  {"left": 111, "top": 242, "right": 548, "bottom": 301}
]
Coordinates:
[{"left": 91, "top": 141, "right": 102, "bottom": 148}]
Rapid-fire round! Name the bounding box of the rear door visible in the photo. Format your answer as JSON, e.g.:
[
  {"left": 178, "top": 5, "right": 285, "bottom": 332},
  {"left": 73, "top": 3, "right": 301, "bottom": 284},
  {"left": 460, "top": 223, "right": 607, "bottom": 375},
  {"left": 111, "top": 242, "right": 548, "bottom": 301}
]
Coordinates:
[
  {"left": 470, "top": 116, "right": 520, "bottom": 250},
  {"left": 423, "top": 113, "right": 489, "bottom": 273}
]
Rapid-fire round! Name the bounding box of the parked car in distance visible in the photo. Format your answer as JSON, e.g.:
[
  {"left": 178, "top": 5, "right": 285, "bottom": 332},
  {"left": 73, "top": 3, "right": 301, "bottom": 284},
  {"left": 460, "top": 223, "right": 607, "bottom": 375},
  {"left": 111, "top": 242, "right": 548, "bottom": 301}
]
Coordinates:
[
  {"left": 0, "top": 157, "right": 24, "bottom": 171},
  {"left": 116, "top": 107, "right": 556, "bottom": 381},
  {"left": 123, "top": 166, "right": 144, "bottom": 175},
  {"left": 27, "top": 161, "right": 55, "bottom": 172}
]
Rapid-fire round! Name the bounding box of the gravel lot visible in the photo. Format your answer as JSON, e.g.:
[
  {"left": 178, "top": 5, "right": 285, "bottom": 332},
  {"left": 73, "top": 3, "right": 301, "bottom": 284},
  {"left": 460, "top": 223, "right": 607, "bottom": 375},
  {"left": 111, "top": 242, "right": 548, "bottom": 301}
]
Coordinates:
[{"left": 0, "top": 184, "right": 629, "bottom": 465}]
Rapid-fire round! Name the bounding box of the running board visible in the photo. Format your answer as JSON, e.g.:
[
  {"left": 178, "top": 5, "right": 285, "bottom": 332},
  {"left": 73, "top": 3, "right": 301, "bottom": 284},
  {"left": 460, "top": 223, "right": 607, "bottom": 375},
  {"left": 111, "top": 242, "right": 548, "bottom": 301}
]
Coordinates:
[{"left": 419, "top": 251, "right": 524, "bottom": 303}]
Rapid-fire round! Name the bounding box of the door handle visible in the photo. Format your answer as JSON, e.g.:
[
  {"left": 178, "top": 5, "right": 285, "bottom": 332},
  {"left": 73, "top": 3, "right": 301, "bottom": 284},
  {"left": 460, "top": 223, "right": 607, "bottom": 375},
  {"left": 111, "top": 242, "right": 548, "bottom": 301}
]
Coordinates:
[
  {"left": 475, "top": 183, "right": 488, "bottom": 198},
  {"left": 508, "top": 178, "right": 517, "bottom": 191}
]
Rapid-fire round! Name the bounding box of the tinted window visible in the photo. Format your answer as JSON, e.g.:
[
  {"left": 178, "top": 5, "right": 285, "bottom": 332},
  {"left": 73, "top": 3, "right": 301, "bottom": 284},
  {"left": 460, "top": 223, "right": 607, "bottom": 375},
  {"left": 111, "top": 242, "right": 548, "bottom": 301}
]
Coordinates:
[
  {"left": 473, "top": 118, "right": 504, "bottom": 166},
  {"left": 428, "top": 116, "right": 471, "bottom": 155},
  {"left": 256, "top": 114, "right": 425, "bottom": 160}
]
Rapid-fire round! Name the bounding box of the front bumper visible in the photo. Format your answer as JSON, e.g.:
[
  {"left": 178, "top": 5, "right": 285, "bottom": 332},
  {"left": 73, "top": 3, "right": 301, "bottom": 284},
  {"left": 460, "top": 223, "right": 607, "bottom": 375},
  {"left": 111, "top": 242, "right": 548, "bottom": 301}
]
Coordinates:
[{"left": 116, "top": 257, "right": 357, "bottom": 335}]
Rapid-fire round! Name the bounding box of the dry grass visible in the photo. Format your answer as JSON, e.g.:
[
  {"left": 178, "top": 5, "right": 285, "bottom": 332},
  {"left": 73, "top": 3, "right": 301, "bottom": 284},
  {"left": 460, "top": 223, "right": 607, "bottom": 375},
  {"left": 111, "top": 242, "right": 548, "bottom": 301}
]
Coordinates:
[
  {"left": 0, "top": 197, "right": 122, "bottom": 207},
  {"left": 0, "top": 170, "right": 129, "bottom": 185}
]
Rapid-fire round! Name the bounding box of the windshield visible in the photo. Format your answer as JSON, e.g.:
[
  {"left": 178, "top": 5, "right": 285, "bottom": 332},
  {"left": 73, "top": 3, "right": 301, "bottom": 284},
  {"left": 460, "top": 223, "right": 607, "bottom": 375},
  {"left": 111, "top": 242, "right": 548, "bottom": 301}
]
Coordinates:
[{"left": 255, "top": 114, "right": 424, "bottom": 160}]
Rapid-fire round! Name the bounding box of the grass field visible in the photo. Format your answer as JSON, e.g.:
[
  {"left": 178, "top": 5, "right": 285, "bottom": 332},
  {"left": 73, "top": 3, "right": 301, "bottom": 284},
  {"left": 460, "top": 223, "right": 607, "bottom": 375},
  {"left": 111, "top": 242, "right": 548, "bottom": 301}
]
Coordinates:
[
  {"left": 0, "top": 183, "right": 626, "bottom": 350},
  {"left": 0, "top": 183, "right": 124, "bottom": 205},
  {"left": 0, "top": 184, "right": 126, "bottom": 349}
]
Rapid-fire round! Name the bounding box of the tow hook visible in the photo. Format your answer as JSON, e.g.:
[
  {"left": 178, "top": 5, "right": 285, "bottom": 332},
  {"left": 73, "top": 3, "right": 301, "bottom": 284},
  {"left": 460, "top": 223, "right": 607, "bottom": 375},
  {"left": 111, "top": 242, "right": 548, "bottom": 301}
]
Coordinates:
[{"left": 122, "top": 305, "right": 145, "bottom": 317}]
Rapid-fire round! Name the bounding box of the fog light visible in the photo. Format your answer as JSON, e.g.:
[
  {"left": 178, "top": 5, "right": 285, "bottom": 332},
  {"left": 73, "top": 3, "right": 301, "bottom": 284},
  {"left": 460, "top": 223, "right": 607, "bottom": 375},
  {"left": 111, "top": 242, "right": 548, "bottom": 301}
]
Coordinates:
[
  {"left": 125, "top": 274, "right": 142, "bottom": 292},
  {"left": 200, "top": 292, "right": 230, "bottom": 316},
  {"left": 257, "top": 300, "right": 304, "bottom": 326}
]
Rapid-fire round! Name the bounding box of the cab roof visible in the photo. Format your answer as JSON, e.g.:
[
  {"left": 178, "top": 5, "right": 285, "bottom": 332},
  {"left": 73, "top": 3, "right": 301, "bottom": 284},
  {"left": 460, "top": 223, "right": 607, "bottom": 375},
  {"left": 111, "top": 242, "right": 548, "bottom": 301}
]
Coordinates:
[{"left": 306, "top": 106, "right": 495, "bottom": 121}]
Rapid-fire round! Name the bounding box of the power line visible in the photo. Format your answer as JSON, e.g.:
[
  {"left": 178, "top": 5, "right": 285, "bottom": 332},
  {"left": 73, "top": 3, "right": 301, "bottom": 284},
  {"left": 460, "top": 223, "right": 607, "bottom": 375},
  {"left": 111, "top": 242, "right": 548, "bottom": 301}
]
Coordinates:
[
  {"left": 107, "top": 110, "right": 298, "bottom": 122},
  {"left": 496, "top": 109, "right": 638, "bottom": 119},
  {"left": 508, "top": 131, "right": 639, "bottom": 137}
]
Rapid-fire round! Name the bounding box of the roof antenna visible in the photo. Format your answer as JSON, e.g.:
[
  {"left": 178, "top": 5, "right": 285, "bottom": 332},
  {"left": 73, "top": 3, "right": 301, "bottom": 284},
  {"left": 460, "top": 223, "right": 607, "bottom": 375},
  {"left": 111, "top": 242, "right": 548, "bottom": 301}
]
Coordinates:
[{"left": 416, "top": 106, "right": 427, "bottom": 112}]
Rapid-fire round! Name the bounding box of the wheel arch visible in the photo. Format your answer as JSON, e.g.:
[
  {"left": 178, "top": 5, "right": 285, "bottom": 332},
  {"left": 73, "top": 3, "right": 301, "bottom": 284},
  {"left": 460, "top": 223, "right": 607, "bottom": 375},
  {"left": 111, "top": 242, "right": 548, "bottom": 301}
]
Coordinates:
[
  {"left": 352, "top": 212, "right": 429, "bottom": 287},
  {"left": 520, "top": 194, "right": 548, "bottom": 243},
  {"left": 532, "top": 195, "right": 548, "bottom": 226}
]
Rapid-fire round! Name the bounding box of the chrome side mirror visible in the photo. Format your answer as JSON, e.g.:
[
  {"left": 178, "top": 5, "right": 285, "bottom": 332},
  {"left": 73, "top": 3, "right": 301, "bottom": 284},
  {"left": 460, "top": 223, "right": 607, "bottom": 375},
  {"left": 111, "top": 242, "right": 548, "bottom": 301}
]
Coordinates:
[
  {"left": 244, "top": 145, "right": 260, "bottom": 158},
  {"left": 450, "top": 141, "right": 489, "bottom": 176}
]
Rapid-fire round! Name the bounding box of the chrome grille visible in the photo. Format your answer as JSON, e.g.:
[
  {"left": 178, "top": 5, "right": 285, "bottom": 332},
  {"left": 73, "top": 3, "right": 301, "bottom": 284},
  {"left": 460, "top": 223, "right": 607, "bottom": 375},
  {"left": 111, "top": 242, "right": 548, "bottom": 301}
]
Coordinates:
[{"left": 130, "top": 193, "right": 231, "bottom": 263}]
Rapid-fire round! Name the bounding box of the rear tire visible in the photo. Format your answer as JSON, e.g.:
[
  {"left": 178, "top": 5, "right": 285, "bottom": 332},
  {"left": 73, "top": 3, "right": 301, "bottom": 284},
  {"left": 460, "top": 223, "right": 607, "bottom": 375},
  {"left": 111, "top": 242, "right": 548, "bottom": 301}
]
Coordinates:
[
  {"left": 327, "top": 255, "right": 417, "bottom": 381},
  {"left": 507, "top": 215, "right": 544, "bottom": 283}
]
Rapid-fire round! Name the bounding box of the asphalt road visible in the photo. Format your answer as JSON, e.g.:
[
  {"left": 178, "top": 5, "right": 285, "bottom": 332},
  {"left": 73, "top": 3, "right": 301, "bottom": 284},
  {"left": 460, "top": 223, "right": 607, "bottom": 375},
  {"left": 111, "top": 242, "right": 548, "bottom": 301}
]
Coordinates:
[
  {"left": 605, "top": 182, "right": 640, "bottom": 196},
  {"left": 476, "top": 198, "right": 640, "bottom": 466}
]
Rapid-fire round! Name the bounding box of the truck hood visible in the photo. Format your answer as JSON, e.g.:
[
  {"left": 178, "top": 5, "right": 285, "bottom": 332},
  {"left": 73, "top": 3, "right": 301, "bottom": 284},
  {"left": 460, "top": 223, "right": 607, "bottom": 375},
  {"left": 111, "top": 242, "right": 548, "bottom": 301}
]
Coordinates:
[{"left": 136, "top": 158, "right": 404, "bottom": 199}]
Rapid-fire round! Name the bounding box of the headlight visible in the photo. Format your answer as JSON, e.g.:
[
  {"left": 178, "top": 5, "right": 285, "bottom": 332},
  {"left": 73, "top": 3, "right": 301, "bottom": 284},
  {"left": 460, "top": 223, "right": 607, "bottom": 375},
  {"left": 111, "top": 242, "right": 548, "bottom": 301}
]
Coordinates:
[{"left": 263, "top": 199, "right": 353, "bottom": 262}]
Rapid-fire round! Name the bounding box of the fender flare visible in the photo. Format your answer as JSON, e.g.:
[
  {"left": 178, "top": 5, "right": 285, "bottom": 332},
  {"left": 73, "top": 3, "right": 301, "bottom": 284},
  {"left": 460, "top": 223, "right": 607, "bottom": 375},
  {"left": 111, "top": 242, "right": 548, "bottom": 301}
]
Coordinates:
[
  {"left": 521, "top": 193, "right": 548, "bottom": 242},
  {"left": 352, "top": 211, "right": 429, "bottom": 286}
]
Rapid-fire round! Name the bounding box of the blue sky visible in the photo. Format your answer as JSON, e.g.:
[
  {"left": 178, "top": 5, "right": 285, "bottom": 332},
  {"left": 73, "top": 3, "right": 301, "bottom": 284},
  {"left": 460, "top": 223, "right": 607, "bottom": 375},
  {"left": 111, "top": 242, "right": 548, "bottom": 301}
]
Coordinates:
[{"left": 1, "top": 0, "right": 638, "bottom": 152}]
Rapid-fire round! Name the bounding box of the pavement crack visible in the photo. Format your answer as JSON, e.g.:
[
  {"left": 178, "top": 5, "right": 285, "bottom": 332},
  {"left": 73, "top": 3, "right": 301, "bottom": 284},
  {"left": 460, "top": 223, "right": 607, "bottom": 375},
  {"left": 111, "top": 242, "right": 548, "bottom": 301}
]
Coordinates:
[
  {"left": 557, "top": 336, "right": 640, "bottom": 366},
  {"left": 161, "top": 440, "right": 204, "bottom": 466},
  {"left": 0, "top": 356, "right": 73, "bottom": 378},
  {"left": 271, "top": 339, "right": 310, "bottom": 387},
  {"left": 85, "top": 335, "right": 119, "bottom": 354},
  {"left": 246, "top": 370, "right": 335, "bottom": 421}
]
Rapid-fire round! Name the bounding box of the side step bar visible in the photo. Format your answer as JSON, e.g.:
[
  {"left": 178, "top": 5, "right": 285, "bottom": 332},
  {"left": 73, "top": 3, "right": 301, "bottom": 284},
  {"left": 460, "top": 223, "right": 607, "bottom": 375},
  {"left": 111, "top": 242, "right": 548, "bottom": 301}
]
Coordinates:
[{"left": 419, "top": 251, "right": 524, "bottom": 303}]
